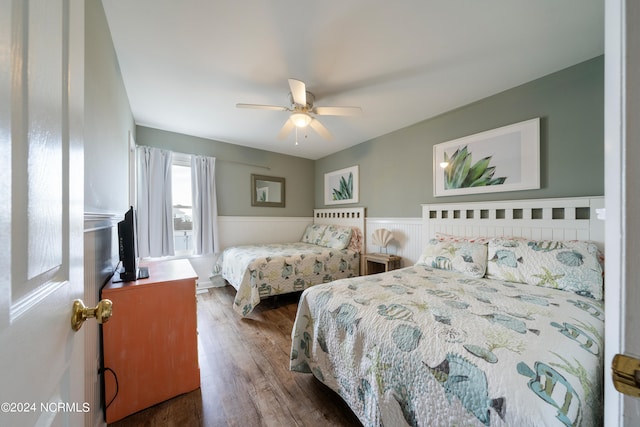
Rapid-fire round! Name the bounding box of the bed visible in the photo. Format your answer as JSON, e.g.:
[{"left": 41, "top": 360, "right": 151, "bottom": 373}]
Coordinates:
[
  {"left": 218, "top": 207, "right": 365, "bottom": 316},
  {"left": 290, "top": 197, "right": 604, "bottom": 426}
]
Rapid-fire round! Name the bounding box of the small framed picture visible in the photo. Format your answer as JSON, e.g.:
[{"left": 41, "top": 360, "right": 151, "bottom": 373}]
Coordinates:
[{"left": 324, "top": 165, "right": 359, "bottom": 205}]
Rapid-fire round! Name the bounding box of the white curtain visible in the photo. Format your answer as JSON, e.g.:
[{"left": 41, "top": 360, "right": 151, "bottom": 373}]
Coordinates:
[
  {"left": 136, "top": 146, "right": 175, "bottom": 258},
  {"left": 191, "top": 155, "right": 219, "bottom": 255}
]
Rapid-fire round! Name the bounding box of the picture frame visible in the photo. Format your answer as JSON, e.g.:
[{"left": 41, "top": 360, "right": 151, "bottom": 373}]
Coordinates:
[
  {"left": 251, "top": 174, "right": 285, "bottom": 207},
  {"left": 324, "top": 165, "right": 359, "bottom": 205},
  {"left": 433, "top": 118, "right": 540, "bottom": 197}
]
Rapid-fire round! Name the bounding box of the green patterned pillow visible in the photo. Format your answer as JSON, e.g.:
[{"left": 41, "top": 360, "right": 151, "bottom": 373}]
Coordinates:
[
  {"left": 416, "top": 239, "right": 488, "bottom": 278},
  {"left": 318, "top": 225, "right": 353, "bottom": 249},
  {"left": 486, "top": 238, "right": 604, "bottom": 300},
  {"left": 300, "top": 224, "right": 328, "bottom": 245}
]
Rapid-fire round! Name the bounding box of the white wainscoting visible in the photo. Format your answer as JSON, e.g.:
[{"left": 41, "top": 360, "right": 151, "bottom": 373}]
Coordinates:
[
  {"left": 217, "top": 216, "right": 312, "bottom": 248},
  {"left": 84, "top": 213, "right": 118, "bottom": 427},
  {"left": 365, "top": 217, "right": 423, "bottom": 266},
  {"left": 215, "top": 216, "right": 424, "bottom": 270},
  {"left": 195, "top": 216, "right": 313, "bottom": 290}
]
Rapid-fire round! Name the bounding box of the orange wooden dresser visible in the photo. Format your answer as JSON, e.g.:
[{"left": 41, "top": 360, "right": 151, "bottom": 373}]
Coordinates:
[{"left": 101, "top": 259, "right": 200, "bottom": 423}]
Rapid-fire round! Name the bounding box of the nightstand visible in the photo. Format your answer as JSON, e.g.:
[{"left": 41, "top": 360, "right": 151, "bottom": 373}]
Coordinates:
[{"left": 363, "top": 253, "right": 402, "bottom": 275}]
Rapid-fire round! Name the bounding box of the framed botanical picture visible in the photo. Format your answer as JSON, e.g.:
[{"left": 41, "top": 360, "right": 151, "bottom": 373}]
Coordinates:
[
  {"left": 324, "top": 165, "right": 359, "bottom": 205},
  {"left": 433, "top": 118, "right": 540, "bottom": 197}
]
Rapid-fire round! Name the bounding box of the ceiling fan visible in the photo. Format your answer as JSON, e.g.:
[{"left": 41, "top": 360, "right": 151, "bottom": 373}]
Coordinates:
[{"left": 236, "top": 78, "right": 362, "bottom": 141}]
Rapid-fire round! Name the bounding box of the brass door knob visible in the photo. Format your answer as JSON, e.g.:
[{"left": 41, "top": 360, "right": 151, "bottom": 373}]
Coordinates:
[{"left": 71, "top": 299, "right": 112, "bottom": 331}]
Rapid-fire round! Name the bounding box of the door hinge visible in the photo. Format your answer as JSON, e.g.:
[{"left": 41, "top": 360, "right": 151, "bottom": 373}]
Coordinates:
[{"left": 612, "top": 354, "right": 640, "bottom": 397}]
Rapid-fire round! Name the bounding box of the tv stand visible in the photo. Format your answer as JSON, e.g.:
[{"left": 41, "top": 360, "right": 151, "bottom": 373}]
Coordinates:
[
  {"left": 112, "top": 266, "right": 150, "bottom": 283},
  {"left": 101, "top": 259, "right": 200, "bottom": 423}
]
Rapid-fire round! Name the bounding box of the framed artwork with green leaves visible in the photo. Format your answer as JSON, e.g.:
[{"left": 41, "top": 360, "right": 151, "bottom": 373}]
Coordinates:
[
  {"left": 433, "top": 118, "right": 540, "bottom": 197},
  {"left": 325, "top": 165, "right": 359, "bottom": 205}
]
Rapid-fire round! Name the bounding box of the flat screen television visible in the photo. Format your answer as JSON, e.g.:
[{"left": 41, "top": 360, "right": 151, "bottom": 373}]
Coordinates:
[{"left": 115, "top": 206, "right": 149, "bottom": 282}]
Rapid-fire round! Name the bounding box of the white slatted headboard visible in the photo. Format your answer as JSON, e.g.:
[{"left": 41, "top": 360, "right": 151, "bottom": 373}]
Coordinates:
[
  {"left": 314, "top": 207, "right": 366, "bottom": 230},
  {"left": 422, "top": 197, "right": 604, "bottom": 250}
]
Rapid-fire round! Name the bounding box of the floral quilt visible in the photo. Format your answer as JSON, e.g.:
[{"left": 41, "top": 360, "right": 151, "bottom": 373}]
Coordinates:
[
  {"left": 219, "top": 242, "right": 359, "bottom": 316},
  {"left": 290, "top": 265, "right": 603, "bottom": 426}
]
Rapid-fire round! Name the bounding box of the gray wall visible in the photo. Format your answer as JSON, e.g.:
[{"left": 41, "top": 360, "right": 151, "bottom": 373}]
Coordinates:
[
  {"left": 84, "top": 16, "right": 603, "bottom": 223},
  {"left": 85, "top": 0, "right": 135, "bottom": 214},
  {"left": 316, "top": 56, "right": 604, "bottom": 217},
  {"left": 136, "top": 126, "right": 315, "bottom": 216}
]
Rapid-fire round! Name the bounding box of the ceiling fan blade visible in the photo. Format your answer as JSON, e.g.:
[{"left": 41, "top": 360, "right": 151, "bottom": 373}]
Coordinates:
[
  {"left": 314, "top": 106, "right": 362, "bottom": 116},
  {"left": 309, "top": 118, "right": 333, "bottom": 140},
  {"left": 236, "top": 103, "right": 288, "bottom": 111},
  {"left": 277, "top": 119, "right": 295, "bottom": 140},
  {"left": 288, "top": 78, "right": 307, "bottom": 106}
]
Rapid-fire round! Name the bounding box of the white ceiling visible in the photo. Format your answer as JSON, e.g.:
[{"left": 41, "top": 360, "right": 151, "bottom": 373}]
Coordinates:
[{"left": 102, "top": 0, "right": 603, "bottom": 160}]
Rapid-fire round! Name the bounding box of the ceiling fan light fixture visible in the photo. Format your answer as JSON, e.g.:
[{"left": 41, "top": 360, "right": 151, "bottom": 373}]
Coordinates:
[
  {"left": 237, "top": 78, "right": 361, "bottom": 140},
  {"left": 291, "top": 112, "right": 312, "bottom": 128}
]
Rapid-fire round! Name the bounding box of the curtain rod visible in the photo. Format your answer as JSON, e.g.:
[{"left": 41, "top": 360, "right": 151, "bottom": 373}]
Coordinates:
[{"left": 136, "top": 145, "right": 270, "bottom": 170}]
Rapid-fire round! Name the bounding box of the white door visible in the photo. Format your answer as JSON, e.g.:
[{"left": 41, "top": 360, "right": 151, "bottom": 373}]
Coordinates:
[
  {"left": 0, "top": 0, "right": 85, "bottom": 426},
  {"left": 604, "top": 0, "right": 640, "bottom": 425}
]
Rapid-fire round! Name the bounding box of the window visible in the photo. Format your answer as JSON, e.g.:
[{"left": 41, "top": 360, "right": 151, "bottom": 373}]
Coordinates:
[{"left": 171, "top": 154, "right": 193, "bottom": 256}]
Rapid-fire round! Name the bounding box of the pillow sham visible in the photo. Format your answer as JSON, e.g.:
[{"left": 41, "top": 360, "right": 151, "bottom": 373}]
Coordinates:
[
  {"left": 486, "top": 238, "right": 604, "bottom": 300},
  {"left": 416, "top": 239, "right": 488, "bottom": 278},
  {"left": 300, "top": 224, "right": 327, "bottom": 245},
  {"left": 347, "top": 227, "right": 363, "bottom": 253},
  {"left": 434, "top": 232, "right": 492, "bottom": 244},
  {"left": 318, "top": 225, "right": 353, "bottom": 250}
]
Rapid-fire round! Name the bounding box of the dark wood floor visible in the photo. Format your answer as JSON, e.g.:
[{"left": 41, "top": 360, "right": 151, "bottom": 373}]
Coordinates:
[{"left": 109, "top": 285, "right": 362, "bottom": 427}]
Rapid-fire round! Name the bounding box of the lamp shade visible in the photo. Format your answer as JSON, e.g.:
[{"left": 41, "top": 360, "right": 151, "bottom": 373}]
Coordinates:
[{"left": 291, "top": 112, "right": 312, "bottom": 128}]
